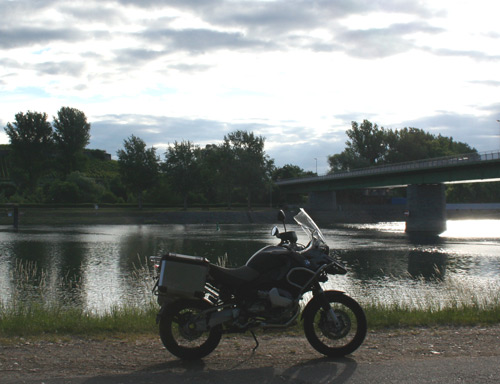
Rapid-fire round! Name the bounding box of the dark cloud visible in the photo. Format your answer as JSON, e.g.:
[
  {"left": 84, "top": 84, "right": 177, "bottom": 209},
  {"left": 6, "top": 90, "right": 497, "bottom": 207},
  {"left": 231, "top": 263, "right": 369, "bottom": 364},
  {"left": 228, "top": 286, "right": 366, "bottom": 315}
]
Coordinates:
[
  {"left": 138, "top": 28, "right": 274, "bottom": 53},
  {"left": 58, "top": 3, "right": 126, "bottom": 23},
  {"left": 0, "top": 27, "right": 88, "bottom": 49},
  {"left": 112, "top": 49, "right": 167, "bottom": 64},
  {"left": 34, "top": 61, "right": 86, "bottom": 77}
]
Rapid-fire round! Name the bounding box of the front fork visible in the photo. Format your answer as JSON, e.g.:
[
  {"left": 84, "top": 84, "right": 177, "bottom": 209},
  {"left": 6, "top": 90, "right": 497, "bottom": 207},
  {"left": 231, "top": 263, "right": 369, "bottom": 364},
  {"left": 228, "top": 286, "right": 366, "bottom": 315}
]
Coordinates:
[{"left": 312, "top": 283, "right": 342, "bottom": 329}]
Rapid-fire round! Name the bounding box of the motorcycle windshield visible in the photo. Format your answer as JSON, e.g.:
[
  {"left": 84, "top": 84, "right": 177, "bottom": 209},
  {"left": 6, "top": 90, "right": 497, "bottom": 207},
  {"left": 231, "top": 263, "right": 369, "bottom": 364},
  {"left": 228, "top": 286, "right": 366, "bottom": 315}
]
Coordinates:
[{"left": 293, "top": 208, "right": 327, "bottom": 246}]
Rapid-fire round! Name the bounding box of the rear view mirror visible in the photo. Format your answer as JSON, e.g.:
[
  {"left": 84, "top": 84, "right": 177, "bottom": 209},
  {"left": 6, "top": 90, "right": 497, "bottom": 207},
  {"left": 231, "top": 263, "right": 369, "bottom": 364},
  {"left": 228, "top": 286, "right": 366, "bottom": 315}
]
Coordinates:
[
  {"left": 277, "top": 210, "right": 286, "bottom": 222},
  {"left": 271, "top": 226, "right": 280, "bottom": 237}
]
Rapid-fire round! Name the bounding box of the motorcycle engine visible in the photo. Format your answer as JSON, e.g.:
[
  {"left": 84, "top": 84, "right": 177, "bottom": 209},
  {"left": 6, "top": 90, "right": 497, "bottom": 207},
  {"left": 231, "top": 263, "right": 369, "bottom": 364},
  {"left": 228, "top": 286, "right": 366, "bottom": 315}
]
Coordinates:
[{"left": 246, "top": 288, "right": 296, "bottom": 322}]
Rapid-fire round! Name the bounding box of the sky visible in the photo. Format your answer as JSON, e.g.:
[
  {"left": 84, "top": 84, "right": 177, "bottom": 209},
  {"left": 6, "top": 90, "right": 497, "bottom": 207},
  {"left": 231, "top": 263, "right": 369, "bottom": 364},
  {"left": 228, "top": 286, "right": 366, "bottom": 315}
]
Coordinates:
[{"left": 1, "top": 0, "right": 499, "bottom": 174}]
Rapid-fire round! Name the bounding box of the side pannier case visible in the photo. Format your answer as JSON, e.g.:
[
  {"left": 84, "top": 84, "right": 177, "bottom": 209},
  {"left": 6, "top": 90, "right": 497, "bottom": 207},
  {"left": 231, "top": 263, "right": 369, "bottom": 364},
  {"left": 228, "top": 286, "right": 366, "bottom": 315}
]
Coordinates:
[{"left": 158, "top": 253, "right": 209, "bottom": 299}]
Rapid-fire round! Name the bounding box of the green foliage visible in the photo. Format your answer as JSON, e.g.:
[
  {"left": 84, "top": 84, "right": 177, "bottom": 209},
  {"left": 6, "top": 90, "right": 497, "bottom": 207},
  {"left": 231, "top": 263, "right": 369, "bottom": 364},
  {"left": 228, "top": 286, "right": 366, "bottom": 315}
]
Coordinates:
[
  {"left": 4, "top": 111, "right": 54, "bottom": 191},
  {"left": 272, "top": 164, "right": 315, "bottom": 180},
  {"left": 45, "top": 172, "right": 106, "bottom": 203},
  {"left": 117, "top": 135, "right": 160, "bottom": 208},
  {"left": 163, "top": 140, "right": 200, "bottom": 209},
  {"left": 84, "top": 155, "right": 119, "bottom": 180},
  {"left": 224, "top": 130, "right": 274, "bottom": 209},
  {"left": 53, "top": 107, "right": 91, "bottom": 176},
  {"left": 329, "top": 119, "right": 477, "bottom": 173},
  {"left": 446, "top": 182, "right": 500, "bottom": 203},
  {"left": 346, "top": 120, "right": 388, "bottom": 166}
]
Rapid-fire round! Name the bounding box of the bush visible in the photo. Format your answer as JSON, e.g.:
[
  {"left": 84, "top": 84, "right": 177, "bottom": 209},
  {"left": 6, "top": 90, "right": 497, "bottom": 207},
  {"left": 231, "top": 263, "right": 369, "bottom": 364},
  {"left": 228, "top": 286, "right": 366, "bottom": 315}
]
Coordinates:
[{"left": 47, "top": 181, "right": 80, "bottom": 203}]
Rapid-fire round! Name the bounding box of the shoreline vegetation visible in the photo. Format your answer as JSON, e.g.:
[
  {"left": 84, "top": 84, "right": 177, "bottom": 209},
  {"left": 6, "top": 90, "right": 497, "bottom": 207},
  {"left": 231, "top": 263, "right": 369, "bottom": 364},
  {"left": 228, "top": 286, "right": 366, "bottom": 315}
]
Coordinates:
[
  {"left": 1, "top": 259, "right": 499, "bottom": 340},
  {"left": 1, "top": 295, "right": 499, "bottom": 340}
]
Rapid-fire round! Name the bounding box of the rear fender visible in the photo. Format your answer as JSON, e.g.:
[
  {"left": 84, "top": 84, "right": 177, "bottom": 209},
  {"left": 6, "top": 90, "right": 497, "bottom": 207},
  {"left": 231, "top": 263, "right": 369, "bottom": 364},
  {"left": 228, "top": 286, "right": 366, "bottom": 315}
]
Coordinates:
[{"left": 156, "top": 298, "right": 213, "bottom": 324}]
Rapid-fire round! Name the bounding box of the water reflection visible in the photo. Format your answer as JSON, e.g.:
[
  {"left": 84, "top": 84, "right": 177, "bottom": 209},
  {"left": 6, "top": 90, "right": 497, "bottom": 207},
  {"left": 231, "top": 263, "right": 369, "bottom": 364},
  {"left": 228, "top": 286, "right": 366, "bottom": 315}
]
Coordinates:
[
  {"left": 0, "top": 219, "right": 498, "bottom": 313},
  {"left": 407, "top": 249, "right": 447, "bottom": 279}
]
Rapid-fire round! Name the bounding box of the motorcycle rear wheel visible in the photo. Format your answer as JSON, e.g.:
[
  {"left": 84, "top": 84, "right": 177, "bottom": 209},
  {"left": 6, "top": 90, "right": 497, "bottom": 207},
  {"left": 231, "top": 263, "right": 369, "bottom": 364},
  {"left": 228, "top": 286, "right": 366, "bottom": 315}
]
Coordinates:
[
  {"left": 159, "top": 299, "right": 222, "bottom": 360},
  {"left": 303, "top": 291, "right": 367, "bottom": 358}
]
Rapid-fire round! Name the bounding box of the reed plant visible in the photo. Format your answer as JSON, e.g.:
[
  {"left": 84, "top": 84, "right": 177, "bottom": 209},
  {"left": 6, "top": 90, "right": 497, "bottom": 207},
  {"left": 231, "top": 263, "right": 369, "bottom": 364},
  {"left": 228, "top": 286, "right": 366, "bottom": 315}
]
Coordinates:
[{"left": 358, "top": 275, "right": 500, "bottom": 328}]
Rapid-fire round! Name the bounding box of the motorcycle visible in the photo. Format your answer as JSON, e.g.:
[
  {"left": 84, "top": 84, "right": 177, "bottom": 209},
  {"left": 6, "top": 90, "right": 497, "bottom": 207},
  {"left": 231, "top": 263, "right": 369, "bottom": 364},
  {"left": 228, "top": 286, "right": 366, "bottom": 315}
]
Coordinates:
[{"left": 150, "top": 208, "right": 367, "bottom": 360}]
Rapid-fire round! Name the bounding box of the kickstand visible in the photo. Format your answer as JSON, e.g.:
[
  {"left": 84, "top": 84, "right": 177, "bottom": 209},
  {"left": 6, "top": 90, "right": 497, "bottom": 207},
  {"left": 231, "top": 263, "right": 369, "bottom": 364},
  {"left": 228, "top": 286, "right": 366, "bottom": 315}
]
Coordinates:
[{"left": 250, "top": 330, "right": 259, "bottom": 353}]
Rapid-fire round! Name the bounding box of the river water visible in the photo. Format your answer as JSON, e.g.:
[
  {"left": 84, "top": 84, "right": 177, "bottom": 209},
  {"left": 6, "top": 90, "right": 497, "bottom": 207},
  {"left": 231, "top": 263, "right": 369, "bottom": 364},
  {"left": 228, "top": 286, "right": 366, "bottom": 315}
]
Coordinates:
[{"left": 0, "top": 219, "right": 499, "bottom": 313}]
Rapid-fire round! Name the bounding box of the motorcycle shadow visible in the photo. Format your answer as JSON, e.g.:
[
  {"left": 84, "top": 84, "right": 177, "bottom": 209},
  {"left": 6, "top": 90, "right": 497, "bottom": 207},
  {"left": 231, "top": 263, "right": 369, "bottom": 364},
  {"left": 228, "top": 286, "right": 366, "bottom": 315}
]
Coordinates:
[{"left": 81, "top": 355, "right": 357, "bottom": 384}]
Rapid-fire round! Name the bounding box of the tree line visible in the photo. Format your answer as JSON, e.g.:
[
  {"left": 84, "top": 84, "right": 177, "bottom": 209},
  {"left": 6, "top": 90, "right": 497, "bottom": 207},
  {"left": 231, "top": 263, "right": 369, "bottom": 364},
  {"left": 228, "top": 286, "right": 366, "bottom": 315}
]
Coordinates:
[
  {"left": 2, "top": 110, "right": 497, "bottom": 207},
  {"left": 1, "top": 108, "right": 312, "bottom": 208},
  {"left": 328, "top": 120, "right": 500, "bottom": 203}
]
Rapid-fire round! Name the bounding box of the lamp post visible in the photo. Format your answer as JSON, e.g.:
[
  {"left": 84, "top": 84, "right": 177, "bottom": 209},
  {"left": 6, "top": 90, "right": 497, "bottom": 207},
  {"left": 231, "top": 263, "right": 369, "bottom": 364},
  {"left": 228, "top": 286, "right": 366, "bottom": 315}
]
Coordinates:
[
  {"left": 497, "top": 120, "right": 500, "bottom": 149},
  {"left": 314, "top": 158, "right": 318, "bottom": 175}
]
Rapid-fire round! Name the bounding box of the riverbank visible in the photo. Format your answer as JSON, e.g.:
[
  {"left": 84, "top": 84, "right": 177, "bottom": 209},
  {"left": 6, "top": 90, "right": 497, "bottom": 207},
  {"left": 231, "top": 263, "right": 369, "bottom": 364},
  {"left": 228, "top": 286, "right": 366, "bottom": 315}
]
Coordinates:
[
  {"left": 0, "top": 206, "right": 278, "bottom": 226},
  {"left": 1, "top": 205, "right": 500, "bottom": 227}
]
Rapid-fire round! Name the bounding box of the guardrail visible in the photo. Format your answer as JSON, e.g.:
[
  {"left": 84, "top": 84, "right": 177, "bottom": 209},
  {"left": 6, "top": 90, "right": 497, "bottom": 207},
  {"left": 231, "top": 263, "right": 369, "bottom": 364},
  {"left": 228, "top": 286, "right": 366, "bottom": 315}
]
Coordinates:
[{"left": 277, "top": 150, "right": 500, "bottom": 186}]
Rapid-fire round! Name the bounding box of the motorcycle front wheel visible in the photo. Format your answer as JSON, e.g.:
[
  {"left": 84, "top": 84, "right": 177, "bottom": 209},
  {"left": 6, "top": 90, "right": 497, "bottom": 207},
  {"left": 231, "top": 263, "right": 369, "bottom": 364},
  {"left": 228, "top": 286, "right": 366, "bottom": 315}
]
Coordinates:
[
  {"left": 159, "top": 299, "right": 222, "bottom": 360},
  {"left": 302, "top": 291, "right": 367, "bottom": 358}
]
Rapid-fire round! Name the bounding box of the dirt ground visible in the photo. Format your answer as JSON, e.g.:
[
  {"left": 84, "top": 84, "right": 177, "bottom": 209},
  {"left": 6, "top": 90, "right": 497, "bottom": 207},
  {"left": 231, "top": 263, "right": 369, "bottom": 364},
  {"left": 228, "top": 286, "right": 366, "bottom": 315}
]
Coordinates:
[{"left": 1, "top": 325, "right": 500, "bottom": 382}]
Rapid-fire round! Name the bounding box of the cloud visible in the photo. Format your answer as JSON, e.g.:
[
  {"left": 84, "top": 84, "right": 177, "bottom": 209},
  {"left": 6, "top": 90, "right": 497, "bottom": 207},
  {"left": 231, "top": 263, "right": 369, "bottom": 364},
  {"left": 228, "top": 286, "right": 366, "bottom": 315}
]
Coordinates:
[
  {"left": 469, "top": 80, "right": 500, "bottom": 87},
  {"left": 421, "top": 47, "right": 500, "bottom": 62},
  {"left": 34, "top": 61, "right": 87, "bottom": 77},
  {"left": 89, "top": 112, "right": 345, "bottom": 174},
  {"left": 137, "top": 28, "right": 274, "bottom": 53},
  {"left": 0, "top": 27, "right": 89, "bottom": 49},
  {"left": 90, "top": 114, "right": 230, "bottom": 156},
  {"left": 337, "top": 22, "right": 443, "bottom": 58}
]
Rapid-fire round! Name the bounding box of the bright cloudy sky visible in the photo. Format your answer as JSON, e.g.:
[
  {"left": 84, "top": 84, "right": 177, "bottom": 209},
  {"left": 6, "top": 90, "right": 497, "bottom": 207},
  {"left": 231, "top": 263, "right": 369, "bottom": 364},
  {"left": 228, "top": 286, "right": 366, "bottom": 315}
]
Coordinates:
[{"left": 1, "top": 0, "right": 499, "bottom": 174}]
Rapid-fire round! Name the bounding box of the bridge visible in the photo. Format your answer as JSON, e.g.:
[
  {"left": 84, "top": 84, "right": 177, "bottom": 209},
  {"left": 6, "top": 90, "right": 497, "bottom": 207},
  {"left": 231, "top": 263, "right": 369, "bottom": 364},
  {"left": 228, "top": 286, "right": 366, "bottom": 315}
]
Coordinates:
[{"left": 276, "top": 150, "right": 500, "bottom": 234}]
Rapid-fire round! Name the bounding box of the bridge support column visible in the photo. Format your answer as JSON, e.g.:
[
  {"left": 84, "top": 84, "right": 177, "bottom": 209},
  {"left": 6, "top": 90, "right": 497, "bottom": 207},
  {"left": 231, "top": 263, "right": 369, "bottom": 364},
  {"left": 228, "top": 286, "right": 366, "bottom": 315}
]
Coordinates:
[
  {"left": 309, "top": 191, "right": 337, "bottom": 210},
  {"left": 405, "top": 184, "right": 446, "bottom": 235}
]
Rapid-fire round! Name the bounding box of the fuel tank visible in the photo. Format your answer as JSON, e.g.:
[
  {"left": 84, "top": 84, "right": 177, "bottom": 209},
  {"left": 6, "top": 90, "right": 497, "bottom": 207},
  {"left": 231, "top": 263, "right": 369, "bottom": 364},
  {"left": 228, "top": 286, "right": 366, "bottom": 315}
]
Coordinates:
[{"left": 246, "top": 245, "right": 293, "bottom": 274}]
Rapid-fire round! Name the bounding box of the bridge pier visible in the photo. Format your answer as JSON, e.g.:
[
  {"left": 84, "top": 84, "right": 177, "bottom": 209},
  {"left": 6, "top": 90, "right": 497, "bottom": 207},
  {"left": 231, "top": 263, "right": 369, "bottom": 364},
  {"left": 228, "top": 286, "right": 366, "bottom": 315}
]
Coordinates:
[
  {"left": 309, "top": 191, "right": 337, "bottom": 210},
  {"left": 405, "top": 184, "right": 446, "bottom": 235}
]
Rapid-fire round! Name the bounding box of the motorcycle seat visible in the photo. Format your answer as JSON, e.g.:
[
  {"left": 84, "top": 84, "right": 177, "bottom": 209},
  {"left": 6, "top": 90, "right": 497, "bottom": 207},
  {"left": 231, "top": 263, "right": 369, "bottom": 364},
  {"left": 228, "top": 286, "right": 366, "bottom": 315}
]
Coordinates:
[{"left": 209, "top": 264, "right": 259, "bottom": 287}]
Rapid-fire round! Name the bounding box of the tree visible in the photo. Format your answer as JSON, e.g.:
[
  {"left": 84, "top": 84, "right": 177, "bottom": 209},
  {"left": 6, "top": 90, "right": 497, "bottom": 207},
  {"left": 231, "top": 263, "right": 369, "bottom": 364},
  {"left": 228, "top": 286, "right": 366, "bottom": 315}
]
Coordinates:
[
  {"left": 272, "top": 164, "right": 314, "bottom": 205},
  {"left": 163, "top": 140, "right": 200, "bottom": 210},
  {"left": 4, "top": 111, "right": 54, "bottom": 191},
  {"left": 345, "top": 120, "right": 388, "bottom": 166},
  {"left": 224, "top": 130, "right": 273, "bottom": 210},
  {"left": 272, "top": 164, "right": 315, "bottom": 181},
  {"left": 328, "top": 120, "right": 476, "bottom": 173},
  {"left": 385, "top": 128, "right": 475, "bottom": 163},
  {"left": 53, "top": 107, "right": 91, "bottom": 176},
  {"left": 117, "top": 135, "right": 160, "bottom": 208}
]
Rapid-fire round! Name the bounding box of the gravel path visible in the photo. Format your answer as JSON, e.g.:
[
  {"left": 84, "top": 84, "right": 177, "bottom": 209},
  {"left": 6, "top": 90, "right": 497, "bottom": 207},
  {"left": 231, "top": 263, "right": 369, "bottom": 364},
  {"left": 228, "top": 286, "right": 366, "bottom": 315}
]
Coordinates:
[{"left": 1, "top": 325, "right": 500, "bottom": 383}]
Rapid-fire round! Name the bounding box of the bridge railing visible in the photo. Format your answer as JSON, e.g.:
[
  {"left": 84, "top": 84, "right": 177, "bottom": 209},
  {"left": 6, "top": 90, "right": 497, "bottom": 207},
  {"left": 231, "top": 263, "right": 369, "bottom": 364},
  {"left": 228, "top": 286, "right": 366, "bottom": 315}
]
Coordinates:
[{"left": 277, "top": 150, "right": 500, "bottom": 185}]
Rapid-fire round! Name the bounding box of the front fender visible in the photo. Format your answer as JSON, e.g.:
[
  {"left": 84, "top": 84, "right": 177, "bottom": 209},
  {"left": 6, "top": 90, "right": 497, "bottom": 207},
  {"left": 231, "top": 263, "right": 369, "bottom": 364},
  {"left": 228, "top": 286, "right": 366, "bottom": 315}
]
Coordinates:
[{"left": 301, "top": 290, "right": 346, "bottom": 320}]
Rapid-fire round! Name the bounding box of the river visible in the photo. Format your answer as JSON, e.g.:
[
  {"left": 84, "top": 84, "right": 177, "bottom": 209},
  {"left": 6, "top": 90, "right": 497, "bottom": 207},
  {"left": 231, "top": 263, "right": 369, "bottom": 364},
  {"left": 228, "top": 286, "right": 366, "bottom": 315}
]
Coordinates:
[{"left": 0, "top": 219, "right": 499, "bottom": 313}]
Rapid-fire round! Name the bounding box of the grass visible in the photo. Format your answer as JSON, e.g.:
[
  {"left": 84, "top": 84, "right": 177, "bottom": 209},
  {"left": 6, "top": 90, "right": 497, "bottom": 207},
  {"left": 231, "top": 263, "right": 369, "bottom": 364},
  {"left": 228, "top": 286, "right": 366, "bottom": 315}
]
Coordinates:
[
  {"left": 0, "top": 302, "right": 159, "bottom": 338},
  {"left": 2, "top": 293, "right": 499, "bottom": 339}
]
